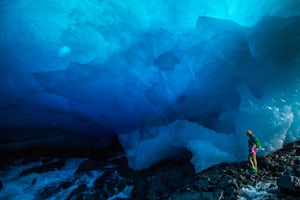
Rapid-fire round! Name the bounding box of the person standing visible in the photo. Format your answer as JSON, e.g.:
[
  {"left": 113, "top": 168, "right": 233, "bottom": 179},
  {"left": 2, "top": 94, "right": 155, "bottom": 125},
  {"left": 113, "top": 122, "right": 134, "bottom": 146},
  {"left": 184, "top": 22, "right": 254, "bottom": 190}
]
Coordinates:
[{"left": 246, "top": 130, "right": 258, "bottom": 172}]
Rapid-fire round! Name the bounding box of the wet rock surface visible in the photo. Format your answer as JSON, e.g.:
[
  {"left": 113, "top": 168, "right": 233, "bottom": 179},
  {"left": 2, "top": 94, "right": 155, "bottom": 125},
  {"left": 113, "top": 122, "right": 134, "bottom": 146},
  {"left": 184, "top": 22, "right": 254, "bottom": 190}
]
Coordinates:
[
  {"left": 19, "top": 159, "right": 66, "bottom": 177},
  {"left": 130, "top": 140, "right": 300, "bottom": 200},
  {"left": 0, "top": 140, "right": 299, "bottom": 199}
]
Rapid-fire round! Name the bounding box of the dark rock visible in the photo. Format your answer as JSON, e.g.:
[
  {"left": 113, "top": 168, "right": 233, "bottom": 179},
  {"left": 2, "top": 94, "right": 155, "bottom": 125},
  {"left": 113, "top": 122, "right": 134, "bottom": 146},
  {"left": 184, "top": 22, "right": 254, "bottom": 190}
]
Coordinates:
[
  {"left": 19, "top": 159, "right": 66, "bottom": 176},
  {"left": 168, "top": 191, "right": 201, "bottom": 200},
  {"left": 266, "top": 183, "right": 278, "bottom": 194},
  {"left": 106, "top": 154, "right": 128, "bottom": 167},
  {"left": 294, "top": 165, "right": 300, "bottom": 176},
  {"left": 93, "top": 170, "right": 131, "bottom": 199},
  {"left": 276, "top": 165, "right": 285, "bottom": 173},
  {"left": 230, "top": 178, "right": 239, "bottom": 189},
  {"left": 220, "top": 177, "right": 232, "bottom": 188},
  {"left": 201, "top": 188, "right": 224, "bottom": 200},
  {"left": 60, "top": 181, "right": 73, "bottom": 189},
  {"left": 0, "top": 181, "right": 2, "bottom": 190},
  {"left": 35, "top": 181, "right": 74, "bottom": 199},
  {"left": 259, "top": 158, "right": 271, "bottom": 169},
  {"left": 295, "top": 156, "right": 300, "bottom": 165},
  {"left": 226, "top": 169, "right": 236, "bottom": 176},
  {"left": 1, "top": 137, "right": 299, "bottom": 200},
  {"left": 75, "top": 159, "right": 101, "bottom": 174},
  {"left": 118, "top": 165, "right": 140, "bottom": 180},
  {"left": 224, "top": 186, "right": 236, "bottom": 195},
  {"left": 66, "top": 184, "right": 88, "bottom": 200},
  {"left": 282, "top": 166, "right": 294, "bottom": 176},
  {"left": 277, "top": 175, "right": 300, "bottom": 197},
  {"left": 131, "top": 159, "right": 195, "bottom": 199},
  {"left": 193, "top": 178, "right": 211, "bottom": 191},
  {"left": 130, "top": 178, "right": 148, "bottom": 198},
  {"left": 35, "top": 184, "right": 62, "bottom": 199}
]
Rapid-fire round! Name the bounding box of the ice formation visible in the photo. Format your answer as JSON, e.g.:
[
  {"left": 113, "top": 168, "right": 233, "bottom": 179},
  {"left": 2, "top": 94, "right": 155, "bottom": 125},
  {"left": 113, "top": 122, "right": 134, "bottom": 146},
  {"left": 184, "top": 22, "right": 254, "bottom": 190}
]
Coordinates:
[{"left": 1, "top": 0, "right": 300, "bottom": 172}]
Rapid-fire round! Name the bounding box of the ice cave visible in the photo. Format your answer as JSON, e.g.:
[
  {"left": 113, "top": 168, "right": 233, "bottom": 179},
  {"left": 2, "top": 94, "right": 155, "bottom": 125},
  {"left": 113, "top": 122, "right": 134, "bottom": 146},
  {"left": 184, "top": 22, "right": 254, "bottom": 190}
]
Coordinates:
[{"left": 1, "top": 0, "right": 300, "bottom": 173}]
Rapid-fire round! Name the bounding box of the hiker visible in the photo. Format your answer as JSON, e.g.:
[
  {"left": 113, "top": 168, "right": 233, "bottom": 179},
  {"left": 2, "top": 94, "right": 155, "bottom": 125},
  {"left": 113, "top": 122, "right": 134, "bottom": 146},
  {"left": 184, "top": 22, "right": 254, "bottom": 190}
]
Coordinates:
[{"left": 246, "top": 130, "right": 258, "bottom": 172}]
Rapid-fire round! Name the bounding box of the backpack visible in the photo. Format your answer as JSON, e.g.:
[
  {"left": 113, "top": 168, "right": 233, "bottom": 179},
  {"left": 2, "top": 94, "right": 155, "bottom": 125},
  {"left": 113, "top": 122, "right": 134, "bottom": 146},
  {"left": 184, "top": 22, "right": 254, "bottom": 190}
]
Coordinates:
[{"left": 254, "top": 137, "right": 261, "bottom": 148}]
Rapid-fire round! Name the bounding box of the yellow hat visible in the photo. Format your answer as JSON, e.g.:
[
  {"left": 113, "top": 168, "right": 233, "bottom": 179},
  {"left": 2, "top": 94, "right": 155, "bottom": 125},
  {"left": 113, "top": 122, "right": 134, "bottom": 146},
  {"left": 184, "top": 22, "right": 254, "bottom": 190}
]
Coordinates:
[{"left": 246, "top": 130, "right": 253, "bottom": 135}]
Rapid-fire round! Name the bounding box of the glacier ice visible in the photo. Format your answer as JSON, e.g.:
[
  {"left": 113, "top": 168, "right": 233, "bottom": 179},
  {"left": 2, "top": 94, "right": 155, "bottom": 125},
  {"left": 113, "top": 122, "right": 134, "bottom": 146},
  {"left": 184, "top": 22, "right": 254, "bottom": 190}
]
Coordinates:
[
  {"left": 1, "top": 0, "right": 300, "bottom": 172},
  {"left": 118, "top": 120, "right": 237, "bottom": 172}
]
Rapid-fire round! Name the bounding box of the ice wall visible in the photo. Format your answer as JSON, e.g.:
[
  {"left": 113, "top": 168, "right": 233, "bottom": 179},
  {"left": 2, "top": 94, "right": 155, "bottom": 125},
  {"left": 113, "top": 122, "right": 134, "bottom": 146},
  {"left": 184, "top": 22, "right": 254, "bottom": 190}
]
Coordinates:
[{"left": 1, "top": 0, "right": 300, "bottom": 171}]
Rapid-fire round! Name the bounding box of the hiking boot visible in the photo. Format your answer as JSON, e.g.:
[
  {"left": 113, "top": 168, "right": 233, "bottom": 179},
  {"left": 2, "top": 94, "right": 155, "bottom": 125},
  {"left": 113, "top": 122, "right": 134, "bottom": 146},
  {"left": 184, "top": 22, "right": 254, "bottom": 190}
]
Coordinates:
[{"left": 252, "top": 166, "right": 258, "bottom": 173}]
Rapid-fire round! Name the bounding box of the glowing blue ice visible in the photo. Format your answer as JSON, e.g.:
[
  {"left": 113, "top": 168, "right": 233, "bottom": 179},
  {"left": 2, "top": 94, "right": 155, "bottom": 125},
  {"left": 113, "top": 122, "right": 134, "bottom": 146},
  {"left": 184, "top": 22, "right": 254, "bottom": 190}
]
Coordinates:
[{"left": 1, "top": 0, "right": 300, "bottom": 171}]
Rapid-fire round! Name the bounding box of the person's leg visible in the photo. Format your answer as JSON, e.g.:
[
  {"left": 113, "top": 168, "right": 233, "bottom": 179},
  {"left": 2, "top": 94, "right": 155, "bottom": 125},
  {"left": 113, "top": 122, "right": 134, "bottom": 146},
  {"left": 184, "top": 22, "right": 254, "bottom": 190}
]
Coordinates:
[
  {"left": 248, "top": 155, "right": 254, "bottom": 168},
  {"left": 253, "top": 153, "right": 257, "bottom": 169},
  {"left": 249, "top": 154, "right": 257, "bottom": 172}
]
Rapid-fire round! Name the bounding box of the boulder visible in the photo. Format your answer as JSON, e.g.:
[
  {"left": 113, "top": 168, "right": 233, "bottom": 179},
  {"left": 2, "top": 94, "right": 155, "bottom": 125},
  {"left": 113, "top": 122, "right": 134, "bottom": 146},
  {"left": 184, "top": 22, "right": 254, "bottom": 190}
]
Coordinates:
[{"left": 277, "top": 175, "right": 300, "bottom": 197}]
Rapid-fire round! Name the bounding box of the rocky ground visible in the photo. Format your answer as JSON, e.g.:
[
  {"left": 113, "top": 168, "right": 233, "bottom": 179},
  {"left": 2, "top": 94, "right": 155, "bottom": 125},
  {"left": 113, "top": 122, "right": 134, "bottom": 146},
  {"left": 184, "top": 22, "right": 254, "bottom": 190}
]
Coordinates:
[{"left": 0, "top": 140, "right": 299, "bottom": 200}]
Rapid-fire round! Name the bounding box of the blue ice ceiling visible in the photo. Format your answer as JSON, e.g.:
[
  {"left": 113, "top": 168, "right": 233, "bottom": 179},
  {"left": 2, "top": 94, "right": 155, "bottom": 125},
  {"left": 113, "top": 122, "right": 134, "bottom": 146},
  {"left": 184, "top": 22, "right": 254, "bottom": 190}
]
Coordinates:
[{"left": 1, "top": 0, "right": 300, "bottom": 172}]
